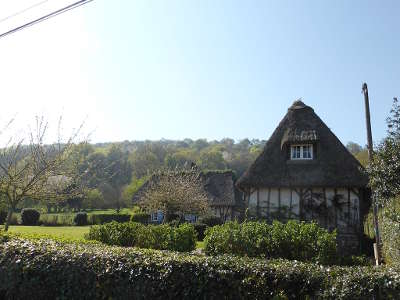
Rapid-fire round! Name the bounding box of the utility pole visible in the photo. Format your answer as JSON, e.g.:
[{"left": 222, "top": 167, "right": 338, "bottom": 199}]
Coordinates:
[{"left": 362, "top": 82, "right": 381, "bottom": 266}]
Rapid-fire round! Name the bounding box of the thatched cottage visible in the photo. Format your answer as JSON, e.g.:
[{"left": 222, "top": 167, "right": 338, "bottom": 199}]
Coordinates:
[
  {"left": 133, "top": 169, "right": 241, "bottom": 222},
  {"left": 236, "top": 100, "right": 370, "bottom": 253}
]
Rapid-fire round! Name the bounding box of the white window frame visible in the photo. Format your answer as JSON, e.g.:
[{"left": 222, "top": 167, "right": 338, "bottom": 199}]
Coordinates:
[
  {"left": 290, "top": 144, "right": 313, "bottom": 160},
  {"left": 151, "top": 212, "right": 159, "bottom": 222},
  {"left": 184, "top": 214, "right": 198, "bottom": 223}
]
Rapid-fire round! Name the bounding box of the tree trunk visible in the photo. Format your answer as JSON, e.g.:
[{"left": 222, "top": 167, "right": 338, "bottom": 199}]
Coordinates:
[
  {"left": 163, "top": 210, "right": 169, "bottom": 224},
  {"left": 4, "top": 207, "right": 14, "bottom": 232}
]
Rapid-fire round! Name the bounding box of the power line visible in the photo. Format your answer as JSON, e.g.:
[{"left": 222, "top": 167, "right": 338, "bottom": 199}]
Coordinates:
[
  {"left": 0, "top": 0, "right": 50, "bottom": 24},
  {"left": 0, "top": 0, "right": 94, "bottom": 40}
]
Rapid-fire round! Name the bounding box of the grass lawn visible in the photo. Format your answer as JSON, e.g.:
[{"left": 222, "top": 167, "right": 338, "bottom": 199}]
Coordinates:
[
  {"left": 196, "top": 241, "right": 204, "bottom": 249},
  {"left": 5, "top": 226, "right": 90, "bottom": 239}
]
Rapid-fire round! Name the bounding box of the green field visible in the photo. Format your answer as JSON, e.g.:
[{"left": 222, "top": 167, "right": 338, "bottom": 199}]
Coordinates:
[{"left": 5, "top": 226, "right": 90, "bottom": 239}]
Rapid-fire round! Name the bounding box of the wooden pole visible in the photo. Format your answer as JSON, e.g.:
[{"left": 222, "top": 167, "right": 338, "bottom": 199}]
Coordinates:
[{"left": 362, "top": 82, "right": 381, "bottom": 265}]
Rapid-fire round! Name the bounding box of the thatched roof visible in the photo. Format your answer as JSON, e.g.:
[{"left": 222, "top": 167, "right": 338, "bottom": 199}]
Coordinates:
[
  {"left": 203, "top": 171, "right": 237, "bottom": 206},
  {"left": 237, "top": 100, "right": 368, "bottom": 190},
  {"left": 132, "top": 169, "right": 239, "bottom": 207}
]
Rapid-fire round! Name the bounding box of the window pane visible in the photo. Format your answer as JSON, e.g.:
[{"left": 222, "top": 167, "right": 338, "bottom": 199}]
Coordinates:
[
  {"left": 291, "top": 146, "right": 301, "bottom": 159},
  {"left": 296, "top": 146, "right": 300, "bottom": 158},
  {"left": 302, "top": 145, "right": 312, "bottom": 158}
]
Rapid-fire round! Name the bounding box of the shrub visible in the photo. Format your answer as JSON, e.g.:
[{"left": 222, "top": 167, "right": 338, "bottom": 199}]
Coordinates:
[
  {"left": 39, "top": 214, "right": 74, "bottom": 226},
  {"left": 130, "top": 212, "right": 150, "bottom": 224},
  {"left": 170, "top": 223, "right": 197, "bottom": 252},
  {"left": 89, "top": 213, "right": 130, "bottom": 225},
  {"left": 0, "top": 210, "right": 7, "bottom": 225},
  {"left": 193, "top": 223, "right": 207, "bottom": 241},
  {"left": 8, "top": 214, "right": 19, "bottom": 225},
  {"left": 380, "top": 197, "right": 400, "bottom": 266},
  {"left": 86, "top": 221, "right": 196, "bottom": 252},
  {"left": 0, "top": 236, "right": 400, "bottom": 299},
  {"left": 199, "top": 215, "right": 223, "bottom": 227},
  {"left": 338, "top": 255, "right": 372, "bottom": 266},
  {"left": 204, "top": 220, "right": 337, "bottom": 264},
  {"left": 74, "top": 212, "right": 88, "bottom": 226},
  {"left": 86, "top": 221, "right": 142, "bottom": 247},
  {"left": 20, "top": 208, "right": 40, "bottom": 225}
]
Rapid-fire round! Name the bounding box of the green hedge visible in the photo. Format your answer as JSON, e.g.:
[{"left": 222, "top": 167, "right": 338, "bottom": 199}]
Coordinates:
[
  {"left": 74, "top": 212, "right": 88, "bottom": 226},
  {"left": 85, "top": 221, "right": 197, "bottom": 252},
  {"left": 89, "top": 213, "right": 131, "bottom": 224},
  {"left": 20, "top": 208, "right": 40, "bottom": 226},
  {"left": 204, "top": 220, "right": 337, "bottom": 264},
  {"left": 0, "top": 235, "right": 399, "bottom": 299},
  {"left": 0, "top": 210, "right": 6, "bottom": 224},
  {"left": 39, "top": 214, "right": 74, "bottom": 226},
  {"left": 130, "top": 212, "right": 150, "bottom": 224}
]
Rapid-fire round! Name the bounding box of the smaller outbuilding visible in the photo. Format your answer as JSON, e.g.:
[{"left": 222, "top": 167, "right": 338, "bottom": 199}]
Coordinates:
[{"left": 132, "top": 168, "right": 242, "bottom": 223}]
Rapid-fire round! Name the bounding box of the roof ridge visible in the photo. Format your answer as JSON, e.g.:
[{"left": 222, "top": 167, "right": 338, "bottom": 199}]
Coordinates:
[{"left": 289, "top": 99, "right": 310, "bottom": 110}]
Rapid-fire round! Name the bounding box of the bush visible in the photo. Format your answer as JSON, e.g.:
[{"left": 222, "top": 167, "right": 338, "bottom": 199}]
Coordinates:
[
  {"left": 89, "top": 213, "right": 130, "bottom": 225},
  {"left": 204, "top": 220, "right": 337, "bottom": 264},
  {"left": 86, "top": 221, "right": 197, "bottom": 252},
  {"left": 193, "top": 223, "right": 207, "bottom": 241},
  {"left": 379, "top": 197, "right": 400, "bottom": 266},
  {"left": 0, "top": 236, "right": 400, "bottom": 299},
  {"left": 86, "top": 221, "right": 142, "bottom": 247},
  {"left": 338, "top": 255, "right": 372, "bottom": 266},
  {"left": 130, "top": 212, "right": 150, "bottom": 224},
  {"left": 199, "top": 215, "right": 223, "bottom": 227},
  {"left": 0, "top": 210, "right": 7, "bottom": 225},
  {"left": 39, "top": 214, "right": 74, "bottom": 226},
  {"left": 170, "top": 223, "right": 197, "bottom": 252},
  {"left": 20, "top": 208, "right": 40, "bottom": 225},
  {"left": 8, "top": 214, "right": 19, "bottom": 225},
  {"left": 74, "top": 212, "right": 88, "bottom": 226}
]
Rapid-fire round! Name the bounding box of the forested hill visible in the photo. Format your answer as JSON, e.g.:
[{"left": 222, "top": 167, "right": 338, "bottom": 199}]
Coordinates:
[
  {"left": 93, "top": 138, "right": 266, "bottom": 178},
  {"left": 59, "top": 138, "right": 265, "bottom": 210}
]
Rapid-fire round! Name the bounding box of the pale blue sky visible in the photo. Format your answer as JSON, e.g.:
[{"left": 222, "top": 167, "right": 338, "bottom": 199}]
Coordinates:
[{"left": 0, "top": 1, "right": 399, "bottom": 145}]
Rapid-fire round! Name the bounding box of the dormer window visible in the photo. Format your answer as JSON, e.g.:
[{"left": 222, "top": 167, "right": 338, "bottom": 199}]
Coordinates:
[{"left": 291, "top": 144, "right": 313, "bottom": 160}]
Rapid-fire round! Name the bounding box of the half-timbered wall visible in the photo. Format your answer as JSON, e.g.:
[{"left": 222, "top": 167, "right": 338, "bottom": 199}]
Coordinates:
[
  {"left": 247, "top": 187, "right": 360, "bottom": 235},
  {"left": 212, "top": 206, "right": 233, "bottom": 221}
]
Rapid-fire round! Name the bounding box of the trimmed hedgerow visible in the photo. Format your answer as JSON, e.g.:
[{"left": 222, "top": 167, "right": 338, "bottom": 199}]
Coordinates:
[
  {"left": 20, "top": 208, "right": 40, "bottom": 225},
  {"left": 0, "top": 235, "right": 399, "bottom": 299},
  {"left": 85, "top": 221, "right": 197, "bottom": 252},
  {"left": 74, "top": 212, "right": 88, "bottom": 226},
  {"left": 130, "top": 212, "right": 150, "bottom": 224},
  {"left": 0, "top": 210, "right": 7, "bottom": 224},
  {"left": 89, "top": 213, "right": 131, "bottom": 224},
  {"left": 204, "top": 220, "right": 337, "bottom": 264},
  {"left": 199, "top": 215, "right": 223, "bottom": 227}
]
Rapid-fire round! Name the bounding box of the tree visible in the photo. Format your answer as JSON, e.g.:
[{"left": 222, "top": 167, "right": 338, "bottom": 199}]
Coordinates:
[
  {"left": 197, "top": 150, "right": 226, "bottom": 170},
  {"left": 138, "top": 168, "right": 209, "bottom": 222},
  {"left": 367, "top": 97, "right": 400, "bottom": 264},
  {"left": 105, "top": 145, "right": 132, "bottom": 212},
  {"left": 83, "top": 188, "right": 104, "bottom": 209},
  {"left": 346, "top": 142, "right": 368, "bottom": 166},
  {"left": 0, "top": 117, "right": 85, "bottom": 231},
  {"left": 368, "top": 98, "right": 400, "bottom": 200},
  {"left": 346, "top": 141, "right": 363, "bottom": 154},
  {"left": 164, "top": 149, "right": 196, "bottom": 168},
  {"left": 121, "top": 176, "right": 147, "bottom": 206},
  {"left": 129, "top": 147, "right": 161, "bottom": 178}
]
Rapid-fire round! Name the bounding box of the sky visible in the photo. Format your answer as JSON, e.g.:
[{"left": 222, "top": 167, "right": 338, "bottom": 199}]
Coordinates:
[{"left": 0, "top": 0, "right": 399, "bottom": 146}]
